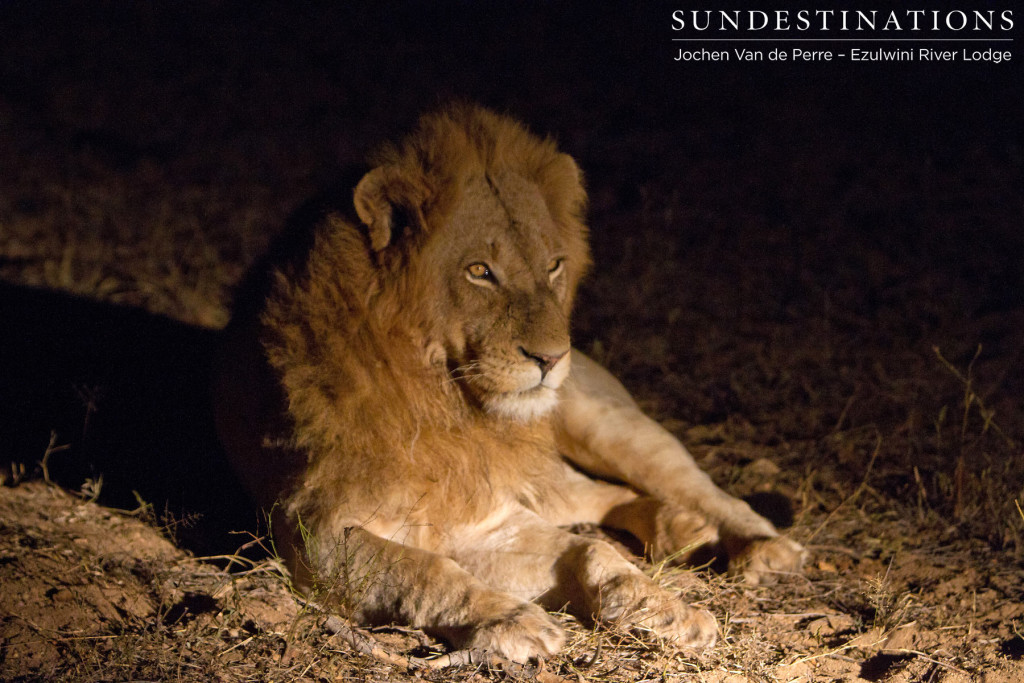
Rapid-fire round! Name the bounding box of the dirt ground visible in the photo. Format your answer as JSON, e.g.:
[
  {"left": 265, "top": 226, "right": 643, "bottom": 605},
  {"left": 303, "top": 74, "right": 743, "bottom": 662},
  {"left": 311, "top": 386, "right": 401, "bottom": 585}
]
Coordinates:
[{"left": 1, "top": 3, "right": 1022, "bottom": 682}]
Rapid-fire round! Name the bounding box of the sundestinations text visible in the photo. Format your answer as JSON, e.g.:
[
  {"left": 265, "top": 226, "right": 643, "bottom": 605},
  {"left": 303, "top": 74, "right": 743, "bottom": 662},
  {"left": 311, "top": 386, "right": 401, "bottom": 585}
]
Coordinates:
[{"left": 670, "top": 9, "right": 1014, "bottom": 32}]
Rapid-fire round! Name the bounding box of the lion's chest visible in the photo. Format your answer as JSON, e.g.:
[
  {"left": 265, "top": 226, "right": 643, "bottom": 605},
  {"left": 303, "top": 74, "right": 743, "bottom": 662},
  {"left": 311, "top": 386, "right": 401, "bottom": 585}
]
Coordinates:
[
  {"left": 356, "top": 418, "right": 564, "bottom": 535},
  {"left": 419, "top": 417, "right": 564, "bottom": 505}
]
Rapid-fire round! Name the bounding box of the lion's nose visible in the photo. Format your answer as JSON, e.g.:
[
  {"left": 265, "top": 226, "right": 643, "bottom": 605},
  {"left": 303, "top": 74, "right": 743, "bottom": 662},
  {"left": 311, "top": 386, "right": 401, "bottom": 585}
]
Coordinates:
[{"left": 519, "top": 347, "right": 568, "bottom": 378}]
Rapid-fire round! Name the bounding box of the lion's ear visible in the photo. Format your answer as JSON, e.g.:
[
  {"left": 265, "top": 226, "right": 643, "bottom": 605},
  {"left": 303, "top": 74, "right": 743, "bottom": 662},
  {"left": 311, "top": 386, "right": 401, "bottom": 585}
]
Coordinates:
[
  {"left": 353, "top": 167, "right": 394, "bottom": 251},
  {"left": 542, "top": 153, "right": 587, "bottom": 222},
  {"left": 354, "top": 167, "right": 429, "bottom": 252}
]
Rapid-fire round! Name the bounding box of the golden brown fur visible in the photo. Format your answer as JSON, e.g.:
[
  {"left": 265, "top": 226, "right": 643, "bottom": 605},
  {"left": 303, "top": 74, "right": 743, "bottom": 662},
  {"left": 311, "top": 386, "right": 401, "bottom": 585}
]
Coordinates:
[{"left": 213, "top": 104, "right": 806, "bottom": 662}]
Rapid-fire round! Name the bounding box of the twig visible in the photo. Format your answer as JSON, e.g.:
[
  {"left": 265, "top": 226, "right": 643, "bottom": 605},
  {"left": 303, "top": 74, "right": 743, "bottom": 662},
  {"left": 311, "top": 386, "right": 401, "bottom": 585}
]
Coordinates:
[
  {"left": 322, "top": 615, "right": 483, "bottom": 669},
  {"left": 788, "top": 632, "right": 887, "bottom": 666},
  {"left": 220, "top": 635, "right": 254, "bottom": 656},
  {"left": 892, "top": 648, "right": 969, "bottom": 676},
  {"left": 39, "top": 431, "right": 71, "bottom": 485},
  {"left": 318, "top": 612, "right": 569, "bottom": 680}
]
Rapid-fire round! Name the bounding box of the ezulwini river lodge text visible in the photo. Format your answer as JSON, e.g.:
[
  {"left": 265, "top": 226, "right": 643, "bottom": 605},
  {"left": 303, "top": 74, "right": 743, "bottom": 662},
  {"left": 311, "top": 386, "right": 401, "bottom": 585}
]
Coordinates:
[{"left": 674, "top": 47, "right": 1012, "bottom": 63}]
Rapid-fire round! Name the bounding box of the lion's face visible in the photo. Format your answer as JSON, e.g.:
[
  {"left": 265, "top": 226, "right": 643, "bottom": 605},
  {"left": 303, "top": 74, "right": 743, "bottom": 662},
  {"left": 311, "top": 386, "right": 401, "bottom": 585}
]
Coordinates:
[
  {"left": 349, "top": 106, "right": 590, "bottom": 422},
  {"left": 418, "top": 171, "right": 583, "bottom": 421}
]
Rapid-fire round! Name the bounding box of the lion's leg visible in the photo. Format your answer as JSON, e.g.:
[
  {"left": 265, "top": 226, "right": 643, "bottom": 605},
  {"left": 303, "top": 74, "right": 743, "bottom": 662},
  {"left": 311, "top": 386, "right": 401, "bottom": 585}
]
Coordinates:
[
  {"left": 532, "top": 463, "right": 640, "bottom": 526},
  {"left": 534, "top": 464, "right": 719, "bottom": 565},
  {"left": 451, "top": 507, "right": 717, "bottom": 650},
  {"left": 304, "top": 525, "right": 564, "bottom": 662},
  {"left": 555, "top": 350, "right": 806, "bottom": 583}
]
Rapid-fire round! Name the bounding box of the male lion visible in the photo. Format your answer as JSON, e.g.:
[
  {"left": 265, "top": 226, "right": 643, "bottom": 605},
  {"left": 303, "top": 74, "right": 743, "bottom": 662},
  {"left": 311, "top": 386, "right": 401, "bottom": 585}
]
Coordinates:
[{"left": 212, "top": 103, "right": 805, "bottom": 662}]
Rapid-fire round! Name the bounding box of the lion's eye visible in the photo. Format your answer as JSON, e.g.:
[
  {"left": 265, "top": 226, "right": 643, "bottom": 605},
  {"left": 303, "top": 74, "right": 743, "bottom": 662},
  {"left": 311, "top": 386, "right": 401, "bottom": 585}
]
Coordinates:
[
  {"left": 547, "top": 258, "right": 565, "bottom": 280},
  {"left": 466, "top": 262, "right": 495, "bottom": 283}
]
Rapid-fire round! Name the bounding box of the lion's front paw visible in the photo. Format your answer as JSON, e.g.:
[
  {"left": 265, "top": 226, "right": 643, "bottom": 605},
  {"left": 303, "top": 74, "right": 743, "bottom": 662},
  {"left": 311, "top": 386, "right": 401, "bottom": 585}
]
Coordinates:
[
  {"left": 650, "top": 505, "right": 719, "bottom": 564},
  {"left": 596, "top": 574, "right": 718, "bottom": 650},
  {"left": 728, "top": 536, "right": 807, "bottom": 585},
  {"left": 464, "top": 602, "right": 565, "bottom": 663}
]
